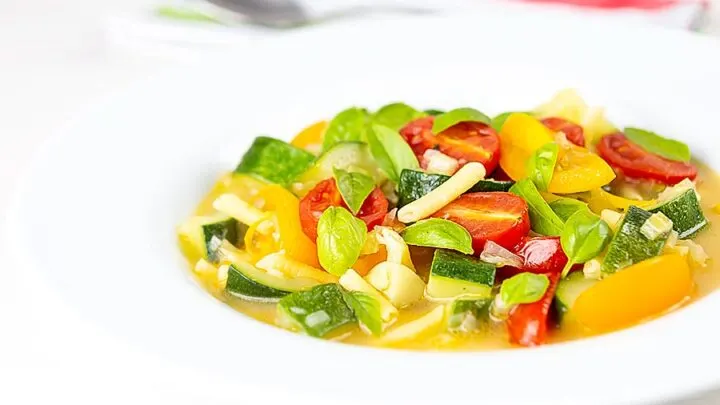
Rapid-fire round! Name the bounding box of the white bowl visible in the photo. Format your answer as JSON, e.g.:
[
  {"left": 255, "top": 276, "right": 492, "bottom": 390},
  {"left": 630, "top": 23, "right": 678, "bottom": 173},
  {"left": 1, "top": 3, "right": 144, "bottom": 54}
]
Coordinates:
[{"left": 7, "top": 10, "right": 720, "bottom": 405}]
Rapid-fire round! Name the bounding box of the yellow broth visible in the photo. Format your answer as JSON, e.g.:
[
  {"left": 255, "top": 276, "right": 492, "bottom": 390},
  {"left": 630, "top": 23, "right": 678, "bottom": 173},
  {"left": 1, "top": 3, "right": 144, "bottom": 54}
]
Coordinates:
[{"left": 180, "top": 163, "right": 720, "bottom": 350}]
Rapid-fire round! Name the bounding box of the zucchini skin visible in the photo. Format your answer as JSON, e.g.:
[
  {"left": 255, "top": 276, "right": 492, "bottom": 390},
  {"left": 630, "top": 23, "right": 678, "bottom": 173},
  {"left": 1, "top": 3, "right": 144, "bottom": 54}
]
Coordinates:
[
  {"left": 225, "top": 264, "right": 290, "bottom": 301},
  {"left": 202, "top": 219, "right": 242, "bottom": 263},
  {"left": 601, "top": 206, "right": 669, "bottom": 274},
  {"left": 277, "top": 284, "right": 357, "bottom": 338},
  {"left": 234, "top": 136, "right": 315, "bottom": 186},
  {"left": 430, "top": 250, "right": 496, "bottom": 286},
  {"left": 397, "top": 169, "right": 514, "bottom": 207},
  {"left": 650, "top": 189, "right": 708, "bottom": 239}
]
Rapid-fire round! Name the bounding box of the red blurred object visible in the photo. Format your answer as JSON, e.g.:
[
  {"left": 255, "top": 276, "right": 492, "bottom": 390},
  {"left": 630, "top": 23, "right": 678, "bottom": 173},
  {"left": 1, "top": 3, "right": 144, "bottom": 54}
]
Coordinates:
[{"left": 523, "top": 0, "right": 678, "bottom": 9}]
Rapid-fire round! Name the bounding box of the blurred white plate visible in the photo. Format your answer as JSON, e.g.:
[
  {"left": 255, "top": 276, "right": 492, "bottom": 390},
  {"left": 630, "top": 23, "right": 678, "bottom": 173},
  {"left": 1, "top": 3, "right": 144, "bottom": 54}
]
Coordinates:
[{"left": 9, "top": 10, "right": 720, "bottom": 405}]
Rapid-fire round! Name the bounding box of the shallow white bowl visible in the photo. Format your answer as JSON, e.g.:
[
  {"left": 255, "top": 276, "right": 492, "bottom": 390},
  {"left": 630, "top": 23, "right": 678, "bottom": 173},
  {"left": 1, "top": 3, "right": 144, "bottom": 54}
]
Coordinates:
[{"left": 8, "top": 9, "right": 720, "bottom": 405}]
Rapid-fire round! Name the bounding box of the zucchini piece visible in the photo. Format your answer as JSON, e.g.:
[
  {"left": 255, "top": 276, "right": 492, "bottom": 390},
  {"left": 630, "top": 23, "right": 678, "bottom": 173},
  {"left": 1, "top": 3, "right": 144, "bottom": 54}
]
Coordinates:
[
  {"left": 554, "top": 272, "right": 597, "bottom": 321},
  {"left": 601, "top": 206, "right": 670, "bottom": 274},
  {"left": 235, "top": 136, "right": 315, "bottom": 187},
  {"left": 292, "top": 141, "right": 386, "bottom": 197},
  {"left": 649, "top": 189, "right": 708, "bottom": 239},
  {"left": 426, "top": 250, "right": 496, "bottom": 300},
  {"left": 277, "top": 284, "right": 357, "bottom": 338},
  {"left": 447, "top": 298, "right": 492, "bottom": 332},
  {"left": 224, "top": 262, "right": 319, "bottom": 302},
  {"left": 178, "top": 214, "right": 244, "bottom": 263},
  {"left": 397, "top": 169, "right": 514, "bottom": 207}
]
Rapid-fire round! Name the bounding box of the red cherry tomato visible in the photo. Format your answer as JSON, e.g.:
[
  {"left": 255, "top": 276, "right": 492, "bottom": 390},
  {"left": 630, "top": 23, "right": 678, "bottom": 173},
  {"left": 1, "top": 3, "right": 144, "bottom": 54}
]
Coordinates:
[
  {"left": 431, "top": 192, "right": 530, "bottom": 253},
  {"left": 500, "top": 236, "right": 569, "bottom": 279},
  {"left": 597, "top": 133, "right": 697, "bottom": 185},
  {"left": 507, "top": 272, "right": 561, "bottom": 347},
  {"left": 299, "top": 178, "right": 388, "bottom": 240},
  {"left": 541, "top": 117, "right": 586, "bottom": 147},
  {"left": 399, "top": 116, "right": 501, "bottom": 174}
]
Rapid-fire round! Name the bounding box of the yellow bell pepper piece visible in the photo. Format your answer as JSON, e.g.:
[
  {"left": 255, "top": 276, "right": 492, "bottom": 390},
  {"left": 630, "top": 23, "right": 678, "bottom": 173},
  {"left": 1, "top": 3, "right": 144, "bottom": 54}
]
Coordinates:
[
  {"left": 713, "top": 203, "right": 720, "bottom": 215},
  {"left": 579, "top": 188, "right": 657, "bottom": 214},
  {"left": 499, "top": 113, "right": 554, "bottom": 180},
  {"left": 259, "top": 184, "right": 320, "bottom": 267},
  {"left": 291, "top": 120, "right": 327, "bottom": 151},
  {"left": 354, "top": 246, "right": 388, "bottom": 276},
  {"left": 547, "top": 145, "right": 616, "bottom": 194},
  {"left": 243, "top": 213, "right": 279, "bottom": 262},
  {"left": 573, "top": 254, "right": 692, "bottom": 333}
]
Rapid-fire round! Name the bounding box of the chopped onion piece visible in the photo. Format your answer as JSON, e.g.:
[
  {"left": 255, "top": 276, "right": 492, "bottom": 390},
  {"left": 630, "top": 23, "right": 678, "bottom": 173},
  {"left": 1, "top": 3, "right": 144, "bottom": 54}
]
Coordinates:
[
  {"left": 479, "top": 241, "right": 524, "bottom": 268},
  {"left": 489, "top": 294, "right": 513, "bottom": 322},
  {"left": 640, "top": 212, "right": 673, "bottom": 241},
  {"left": 664, "top": 230, "right": 679, "bottom": 251},
  {"left": 423, "top": 149, "right": 459, "bottom": 176},
  {"left": 677, "top": 239, "right": 709, "bottom": 267},
  {"left": 583, "top": 258, "right": 602, "bottom": 280}
]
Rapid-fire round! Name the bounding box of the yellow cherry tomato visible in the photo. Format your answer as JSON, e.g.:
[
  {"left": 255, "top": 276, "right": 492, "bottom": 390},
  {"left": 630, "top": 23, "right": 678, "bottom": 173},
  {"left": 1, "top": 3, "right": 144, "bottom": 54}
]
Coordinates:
[
  {"left": 499, "top": 113, "right": 554, "bottom": 180},
  {"left": 291, "top": 120, "right": 327, "bottom": 151},
  {"left": 547, "top": 144, "right": 616, "bottom": 194},
  {"left": 259, "top": 184, "right": 320, "bottom": 267},
  {"left": 573, "top": 255, "right": 692, "bottom": 333}
]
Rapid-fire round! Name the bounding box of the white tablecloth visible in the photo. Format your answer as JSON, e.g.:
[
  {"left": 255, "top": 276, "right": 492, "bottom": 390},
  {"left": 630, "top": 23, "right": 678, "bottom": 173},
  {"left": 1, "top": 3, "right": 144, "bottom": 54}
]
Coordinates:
[{"left": 1, "top": 1, "right": 720, "bottom": 404}]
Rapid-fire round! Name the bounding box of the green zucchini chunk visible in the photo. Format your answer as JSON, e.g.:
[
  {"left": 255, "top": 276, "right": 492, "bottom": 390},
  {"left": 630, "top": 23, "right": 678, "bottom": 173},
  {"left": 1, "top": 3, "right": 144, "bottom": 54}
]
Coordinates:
[
  {"left": 277, "top": 284, "right": 357, "bottom": 338},
  {"left": 601, "top": 206, "right": 670, "bottom": 274},
  {"left": 447, "top": 298, "right": 492, "bottom": 332},
  {"left": 234, "top": 136, "right": 315, "bottom": 186},
  {"left": 554, "top": 272, "right": 597, "bottom": 321},
  {"left": 426, "top": 250, "right": 496, "bottom": 300},
  {"left": 649, "top": 189, "right": 708, "bottom": 239},
  {"left": 397, "top": 169, "right": 514, "bottom": 207},
  {"left": 179, "top": 214, "right": 244, "bottom": 263}
]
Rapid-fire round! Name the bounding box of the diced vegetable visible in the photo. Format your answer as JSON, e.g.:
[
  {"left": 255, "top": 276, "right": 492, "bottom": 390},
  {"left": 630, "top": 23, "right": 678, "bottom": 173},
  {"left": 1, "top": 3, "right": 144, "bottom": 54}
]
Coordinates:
[
  {"left": 366, "top": 262, "right": 425, "bottom": 308},
  {"left": 547, "top": 143, "right": 616, "bottom": 194},
  {"left": 374, "top": 226, "right": 415, "bottom": 270},
  {"left": 381, "top": 305, "right": 446, "bottom": 345},
  {"left": 582, "top": 258, "right": 602, "bottom": 280},
  {"left": 510, "top": 178, "right": 564, "bottom": 236},
  {"left": 397, "top": 162, "right": 487, "bottom": 223},
  {"left": 224, "top": 262, "right": 319, "bottom": 302},
  {"left": 446, "top": 298, "right": 492, "bottom": 333},
  {"left": 574, "top": 255, "right": 692, "bottom": 332},
  {"left": 177, "top": 213, "right": 243, "bottom": 263},
  {"left": 600, "top": 209, "right": 622, "bottom": 231},
  {"left": 339, "top": 269, "right": 398, "bottom": 333},
  {"left": 479, "top": 240, "right": 524, "bottom": 268},
  {"left": 255, "top": 252, "right": 338, "bottom": 284},
  {"left": 508, "top": 236, "right": 569, "bottom": 276},
  {"left": 677, "top": 239, "right": 709, "bottom": 267},
  {"left": 277, "top": 284, "right": 357, "bottom": 338},
  {"left": 649, "top": 188, "right": 708, "bottom": 239},
  {"left": 400, "top": 218, "right": 473, "bottom": 255},
  {"left": 396, "top": 169, "right": 513, "bottom": 207},
  {"left": 554, "top": 272, "right": 597, "bottom": 321},
  {"left": 422, "top": 149, "right": 459, "bottom": 176},
  {"left": 579, "top": 187, "right": 656, "bottom": 213},
  {"left": 640, "top": 212, "right": 673, "bottom": 241},
  {"left": 602, "top": 206, "right": 670, "bottom": 274},
  {"left": 235, "top": 137, "right": 315, "bottom": 186},
  {"left": 293, "top": 142, "right": 385, "bottom": 197},
  {"left": 507, "top": 272, "right": 561, "bottom": 347},
  {"left": 426, "top": 250, "right": 496, "bottom": 300}
]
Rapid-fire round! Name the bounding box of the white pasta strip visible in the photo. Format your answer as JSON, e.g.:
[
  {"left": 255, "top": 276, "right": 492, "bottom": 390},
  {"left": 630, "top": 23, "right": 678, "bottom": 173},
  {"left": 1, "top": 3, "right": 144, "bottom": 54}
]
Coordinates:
[
  {"left": 256, "top": 252, "right": 338, "bottom": 283},
  {"left": 397, "top": 162, "right": 486, "bottom": 223},
  {"left": 213, "top": 193, "right": 273, "bottom": 234}
]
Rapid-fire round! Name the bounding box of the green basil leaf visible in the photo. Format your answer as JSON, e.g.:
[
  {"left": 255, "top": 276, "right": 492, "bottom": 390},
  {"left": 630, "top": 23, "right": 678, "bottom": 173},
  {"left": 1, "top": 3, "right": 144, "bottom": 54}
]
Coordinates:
[
  {"left": 624, "top": 127, "right": 691, "bottom": 162},
  {"left": 317, "top": 207, "right": 367, "bottom": 276},
  {"left": 341, "top": 291, "right": 383, "bottom": 336},
  {"left": 322, "top": 107, "right": 369, "bottom": 152},
  {"left": 432, "top": 108, "right": 492, "bottom": 133},
  {"left": 400, "top": 218, "right": 474, "bottom": 254},
  {"left": 333, "top": 168, "right": 375, "bottom": 215},
  {"left": 424, "top": 109, "right": 445, "bottom": 116},
  {"left": 549, "top": 197, "right": 588, "bottom": 222},
  {"left": 560, "top": 209, "right": 612, "bottom": 277},
  {"left": 500, "top": 272, "right": 550, "bottom": 306},
  {"left": 156, "top": 6, "right": 222, "bottom": 23},
  {"left": 527, "top": 143, "right": 559, "bottom": 192},
  {"left": 366, "top": 124, "right": 420, "bottom": 183},
  {"left": 373, "top": 103, "right": 425, "bottom": 131},
  {"left": 510, "top": 178, "right": 564, "bottom": 236}
]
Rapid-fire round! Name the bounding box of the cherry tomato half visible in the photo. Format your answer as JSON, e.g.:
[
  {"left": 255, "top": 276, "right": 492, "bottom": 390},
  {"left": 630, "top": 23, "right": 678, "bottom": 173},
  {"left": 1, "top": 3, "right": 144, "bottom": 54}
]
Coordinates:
[
  {"left": 299, "top": 178, "right": 388, "bottom": 240},
  {"left": 597, "top": 133, "right": 697, "bottom": 185},
  {"left": 399, "top": 116, "right": 501, "bottom": 174},
  {"left": 431, "top": 192, "right": 530, "bottom": 253},
  {"left": 541, "top": 117, "right": 586, "bottom": 147},
  {"left": 507, "top": 272, "right": 561, "bottom": 347},
  {"left": 499, "top": 236, "right": 570, "bottom": 279}
]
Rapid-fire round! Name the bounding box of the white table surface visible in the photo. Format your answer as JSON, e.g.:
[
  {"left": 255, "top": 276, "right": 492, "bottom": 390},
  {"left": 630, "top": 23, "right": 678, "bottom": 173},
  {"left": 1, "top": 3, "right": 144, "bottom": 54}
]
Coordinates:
[{"left": 2, "top": 1, "right": 720, "bottom": 404}]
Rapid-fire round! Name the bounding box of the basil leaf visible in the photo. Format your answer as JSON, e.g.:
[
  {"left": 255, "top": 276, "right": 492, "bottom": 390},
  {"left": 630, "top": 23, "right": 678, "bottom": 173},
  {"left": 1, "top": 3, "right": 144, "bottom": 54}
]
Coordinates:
[
  {"left": 432, "top": 108, "right": 492, "bottom": 133},
  {"left": 500, "top": 273, "right": 550, "bottom": 306},
  {"left": 322, "top": 107, "right": 369, "bottom": 152},
  {"left": 526, "top": 143, "right": 559, "bottom": 192},
  {"left": 560, "top": 209, "right": 612, "bottom": 277},
  {"left": 156, "top": 6, "right": 222, "bottom": 23},
  {"left": 341, "top": 291, "right": 383, "bottom": 336},
  {"left": 317, "top": 207, "right": 367, "bottom": 276},
  {"left": 373, "top": 103, "right": 425, "bottom": 131},
  {"left": 624, "top": 127, "right": 691, "bottom": 162},
  {"left": 424, "top": 109, "right": 445, "bottom": 116},
  {"left": 400, "top": 218, "right": 474, "bottom": 254},
  {"left": 549, "top": 197, "right": 588, "bottom": 221},
  {"left": 333, "top": 168, "right": 375, "bottom": 215},
  {"left": 366, "top": 124, "right": 420, "bottom": 183},
  {"left": 510, "top": 178, "right": 564, "bottom": 236}
]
